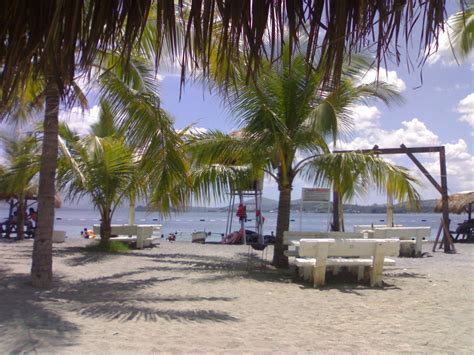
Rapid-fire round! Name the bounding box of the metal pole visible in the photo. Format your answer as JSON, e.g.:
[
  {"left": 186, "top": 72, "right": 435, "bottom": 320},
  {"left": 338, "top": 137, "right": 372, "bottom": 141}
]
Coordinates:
[
  {"left": 332, "top": 188, "right": 340, "bottom": 231},
  {"left": 299, "top": 199, "right": 303, "bottom": 231},
  {"left": 239, "top": 192, "right": 246, "bottom": 245}
]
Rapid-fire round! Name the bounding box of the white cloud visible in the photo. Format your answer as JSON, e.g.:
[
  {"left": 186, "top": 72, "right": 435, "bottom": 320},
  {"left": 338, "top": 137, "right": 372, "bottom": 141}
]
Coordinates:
[
  {"left": 349, "top": 105, "right": 381, "bottom": 131},
  {"left": 359, "top": 67, "right": 406, "bottom": 92},
  {"left": 423, "top": 139, "right": 474, "bottom": 193},
  {"left": 59, "top": 105, "right": 100, "bottom": 136},
  {"left": 337, "top": 116, "right": 440, "bottom": 150},
  {"left": 456, "top": 93, "right": 474, "bottom": 131}
]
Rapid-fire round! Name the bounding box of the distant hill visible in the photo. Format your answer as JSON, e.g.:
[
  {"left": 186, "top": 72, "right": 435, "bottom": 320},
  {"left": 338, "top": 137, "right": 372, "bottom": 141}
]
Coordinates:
[
  {"left": 136, "top": 198, "right": 439, "bottom": 214},
  {"left": 291, "top": 199, "right": 438, "bottom": 213}
]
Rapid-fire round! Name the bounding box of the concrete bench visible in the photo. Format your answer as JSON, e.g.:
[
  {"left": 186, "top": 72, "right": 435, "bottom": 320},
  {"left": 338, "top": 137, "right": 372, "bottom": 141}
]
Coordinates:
[
  {"left": 52, "top": 230, "right": 66, "bottom": 243},
  {"left": 371, "top": 227, "right": 431, "bottom": 257},
  {"left": 295, "top": 238, "right": 399, "bottom": 287},
  {"left": 353, "top": 224, "right": 402, "bottom": 233},
  {"left": 93, "top": 224, "right": 160, "bottom": 249},
  {"left": 283, "top": 231, "right": 366, "bottom": 257}
]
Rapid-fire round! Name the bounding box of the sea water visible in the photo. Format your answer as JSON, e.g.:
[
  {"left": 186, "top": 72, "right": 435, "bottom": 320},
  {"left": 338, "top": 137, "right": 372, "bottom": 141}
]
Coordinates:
[{"left": 1, "top": 207, "right": 465, "bottom": 242}]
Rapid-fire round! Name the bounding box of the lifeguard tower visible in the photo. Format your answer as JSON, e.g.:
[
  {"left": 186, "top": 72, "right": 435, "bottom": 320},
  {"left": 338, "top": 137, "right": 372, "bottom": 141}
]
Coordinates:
[{"left": 225, "top": 179, "right": 264, "bottom": 244}]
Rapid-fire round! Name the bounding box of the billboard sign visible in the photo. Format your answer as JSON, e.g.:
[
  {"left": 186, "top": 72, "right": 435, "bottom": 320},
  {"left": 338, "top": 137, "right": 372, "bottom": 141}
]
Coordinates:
[{"left": 301, "top": 188, "right": 330, "bottom": 202}]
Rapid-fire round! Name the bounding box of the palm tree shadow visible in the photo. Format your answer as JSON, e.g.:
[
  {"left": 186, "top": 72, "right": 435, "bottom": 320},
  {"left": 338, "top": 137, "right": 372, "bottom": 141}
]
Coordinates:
[
  {"left": 0, "top": 257, "right": 241, "bottom": 353},
  {"left": 0, "top": 271, "right": 80, "bottom": 353},
  {"left": 54, "top": 247, "right": 123, "bottom": 266},
  {"left": 43, "top": 268, "right": 238, "bottom": 324}
]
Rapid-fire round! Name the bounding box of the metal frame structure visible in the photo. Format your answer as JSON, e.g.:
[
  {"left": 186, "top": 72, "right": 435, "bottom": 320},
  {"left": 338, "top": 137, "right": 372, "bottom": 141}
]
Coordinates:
[
  {"left": 225, "top": 180, "right": 264, "bottom": 245},
  {"left": 333, "top": 144, "right": 454, "bottom": 253}
]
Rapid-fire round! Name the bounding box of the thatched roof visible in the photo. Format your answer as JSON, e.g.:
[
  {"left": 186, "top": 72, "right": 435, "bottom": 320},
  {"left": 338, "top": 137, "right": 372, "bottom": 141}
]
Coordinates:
[
  {"left": 1, "top": 1, "right": 450, "bottom": 108},
  {"left": 434, "top": 191, "right": 474, "bottom": 214},
  {"left": 0, "top": 191, "right": 61, "bottom": 209}
]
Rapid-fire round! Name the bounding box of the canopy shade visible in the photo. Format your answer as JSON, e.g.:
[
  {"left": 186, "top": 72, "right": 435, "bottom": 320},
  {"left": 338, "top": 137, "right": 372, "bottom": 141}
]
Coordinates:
[
  {"left": 0, "top": 0, "right": 449, "bottom": 107},
  {"left": 434, "top": 191, "right": 474, "bottom": 214}
]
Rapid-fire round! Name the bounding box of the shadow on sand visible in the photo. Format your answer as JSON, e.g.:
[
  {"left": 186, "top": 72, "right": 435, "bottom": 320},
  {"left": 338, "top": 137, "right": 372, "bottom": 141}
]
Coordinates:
[
  {"left": 1, "top": 242, "right": 422, "bottom": 353},
  {"left": 0, "top": 269, "right": 80, "bottom": 353}
]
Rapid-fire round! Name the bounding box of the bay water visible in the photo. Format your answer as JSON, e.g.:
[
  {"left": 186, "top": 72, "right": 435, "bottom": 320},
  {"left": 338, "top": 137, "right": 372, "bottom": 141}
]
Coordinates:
[{"left": 1, "top": 207, "right": 465, "bottom": 242}]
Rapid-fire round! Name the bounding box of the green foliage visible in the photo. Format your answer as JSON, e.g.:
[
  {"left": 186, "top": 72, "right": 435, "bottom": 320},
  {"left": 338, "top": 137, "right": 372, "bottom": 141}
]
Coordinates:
[
  {"left": 57, "top": 127, "right": 137, "bottom": 217},
  {"left": 0, "top": 134, "right": 41, "bottom": 197},
  {"left": 447, "top": 4, "right": 474, "bottom": 60},
  {"left": 97, "top": 57, "right": 191, "bottom": 214},
  {"left": 84, "top": 241, "right": 130, "bottom": 253},
  {"left": 306, "top": 152, "right": 421, "bottom": 207}
]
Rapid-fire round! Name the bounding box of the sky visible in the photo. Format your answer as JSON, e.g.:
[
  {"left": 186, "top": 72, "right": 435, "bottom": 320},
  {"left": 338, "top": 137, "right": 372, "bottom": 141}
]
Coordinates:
[{"left": 2, "top": 5, "right": 473, "bottom": 206}]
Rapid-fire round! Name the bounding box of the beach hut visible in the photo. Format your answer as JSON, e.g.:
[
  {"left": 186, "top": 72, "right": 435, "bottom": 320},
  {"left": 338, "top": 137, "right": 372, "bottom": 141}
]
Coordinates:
[
  {"left": 434, "top": 191, "right": 474, "bottom": 242},
  {"left": 434, "top": 191, "right": 474, "bottom": 216},
  {"left": 0, "top": 190, "right": 61, "bottom": 238}
]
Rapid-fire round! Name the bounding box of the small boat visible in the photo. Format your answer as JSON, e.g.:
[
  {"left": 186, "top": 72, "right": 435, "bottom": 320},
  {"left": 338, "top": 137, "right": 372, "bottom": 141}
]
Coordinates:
[{"left": 192, "top": 231, "right": 207, "bottom": 243}]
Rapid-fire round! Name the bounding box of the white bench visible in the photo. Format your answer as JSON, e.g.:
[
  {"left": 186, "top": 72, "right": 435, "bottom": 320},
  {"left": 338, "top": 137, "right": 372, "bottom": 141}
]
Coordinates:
[
  {"left": 295, "top": 238, "right": 399, "bottom": 287},
  {"left": 93, "top": 224, "right": 160, "bottom": 249},
  {"left": 52, "top": 230, "right": 66, "bottom": 243},
  {"left": 371, "top": 227, "right": 431, "bottom": 257},
  {"left": 353, "top": 224, "right": 402, "bottom": 233},
  {"left": 283, "top": 231, "right": 366, "bottom": 257}
]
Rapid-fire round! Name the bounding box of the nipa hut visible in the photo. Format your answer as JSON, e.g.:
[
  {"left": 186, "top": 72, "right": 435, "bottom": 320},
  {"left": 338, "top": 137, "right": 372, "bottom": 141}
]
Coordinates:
[
  {"left": 0, "top": 190, "right": 62, "bottom": 209},
  {"left": 434, "top": 191, "right": 474, "bottom": 215}
]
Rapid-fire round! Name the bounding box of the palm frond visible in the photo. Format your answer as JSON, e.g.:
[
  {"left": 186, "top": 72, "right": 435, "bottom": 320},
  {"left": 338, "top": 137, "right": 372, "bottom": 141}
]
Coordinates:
[{"left": 306, "top": 152, "right": 421, "bottom": 207}]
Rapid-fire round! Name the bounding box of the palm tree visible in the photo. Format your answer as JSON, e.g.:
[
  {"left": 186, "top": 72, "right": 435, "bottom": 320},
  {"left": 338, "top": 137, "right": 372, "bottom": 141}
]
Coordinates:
[
  {"left": 190, "top": 49, "right": 412, "bottom": 268},
  {"left": 57, "top": 121, "right": 138, "bottom": 245},
  {"left": 0, "top": 134, "right": 41, "bottom": 239},
  {"left": 306, "top": 152, "right": 421, "bottom": 232},
  {"left": 97, "top": 56, "right": 192, "bottom": 214}
]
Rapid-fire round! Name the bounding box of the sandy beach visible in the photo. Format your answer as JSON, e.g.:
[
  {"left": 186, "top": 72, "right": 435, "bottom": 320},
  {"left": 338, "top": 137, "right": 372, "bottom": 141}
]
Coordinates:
[{"left": 1, "top": 239, "right": 473, "bottom": 353}]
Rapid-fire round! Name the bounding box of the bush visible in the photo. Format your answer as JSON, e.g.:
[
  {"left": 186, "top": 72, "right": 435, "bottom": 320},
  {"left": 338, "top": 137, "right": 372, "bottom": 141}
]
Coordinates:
[{"left": 85, "top": 240, "right": 130, "bottom": 252}]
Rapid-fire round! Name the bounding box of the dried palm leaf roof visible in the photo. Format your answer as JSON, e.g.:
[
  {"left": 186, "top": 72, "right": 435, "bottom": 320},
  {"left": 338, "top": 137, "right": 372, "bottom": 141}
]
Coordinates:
[
  {"left": 434, "top": 191, "right": 474, "bottom": 214},
  {"left": 0, "top": 183, "right": 61, "bottom": 208},
  {"left": 1, "top": 0, "right": 452, "bottom": 109}
]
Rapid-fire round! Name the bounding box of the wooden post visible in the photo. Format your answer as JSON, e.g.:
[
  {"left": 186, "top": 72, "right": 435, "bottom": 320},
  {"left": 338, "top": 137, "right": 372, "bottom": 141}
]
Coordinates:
[
  {"left": 439, "top": 147, "right": 452, "bottom": 253},
  {"left": 442, "top": 219, "right": 456, "bottom": 253},
  {"left": 432, "top": 220, "right": 442, "bottom": 252}
]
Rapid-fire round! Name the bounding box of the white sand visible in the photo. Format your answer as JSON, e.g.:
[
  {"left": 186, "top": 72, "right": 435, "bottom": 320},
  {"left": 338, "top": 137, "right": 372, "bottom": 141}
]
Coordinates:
[{"left": 0, "top": 238, "right": 473, "bottom": 353}]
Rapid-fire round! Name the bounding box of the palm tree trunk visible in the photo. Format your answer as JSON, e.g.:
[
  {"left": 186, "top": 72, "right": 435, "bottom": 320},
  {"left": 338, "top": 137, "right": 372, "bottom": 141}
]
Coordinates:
[
  {"left": 273, "top": 185, "right": 292, "bottom": 268},
  {"left": 31, "top": 77, "right": 59, "bottom": 288},
  {"left": 338, "top": 197, "right": 345, "bottom": 232},
  {"left": 99, "top": 210, "right": 112, "bottom": 245},
  {"left": 16, "top": 197, "right": 25, "bottom": 240}
]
